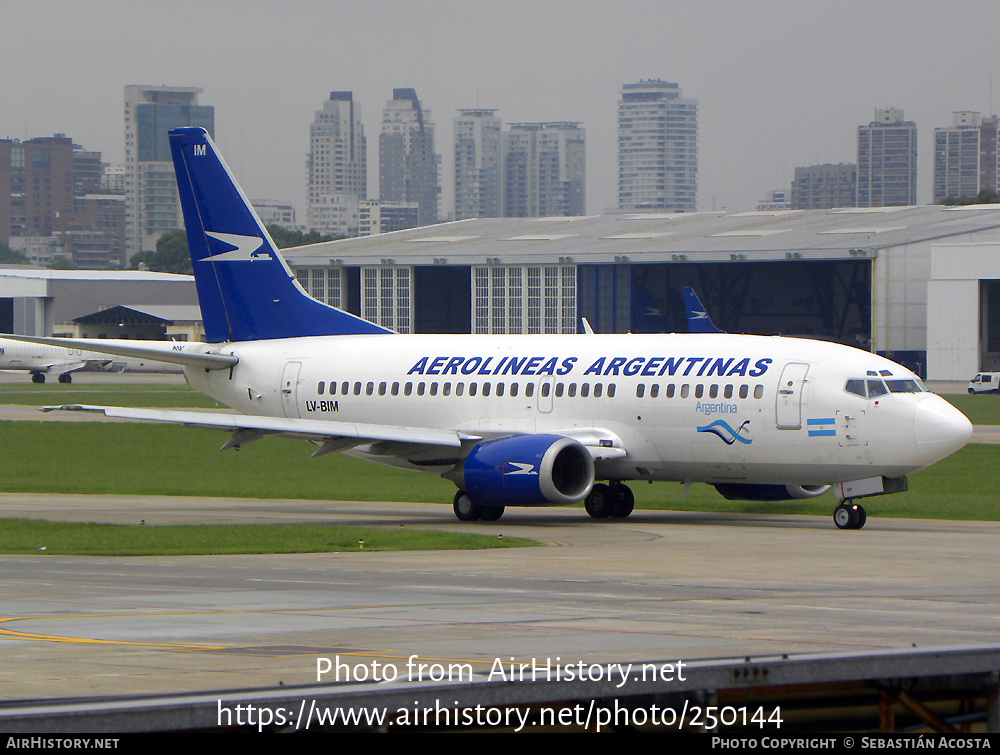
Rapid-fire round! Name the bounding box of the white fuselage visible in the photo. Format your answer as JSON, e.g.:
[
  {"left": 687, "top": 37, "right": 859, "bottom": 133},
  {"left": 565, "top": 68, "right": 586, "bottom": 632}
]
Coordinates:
[{"left": 184, "top": 332, "right": 971, "bottom": 487}]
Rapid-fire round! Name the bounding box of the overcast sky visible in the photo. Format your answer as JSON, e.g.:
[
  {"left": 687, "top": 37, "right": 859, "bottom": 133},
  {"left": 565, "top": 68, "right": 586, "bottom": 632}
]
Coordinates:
[{"left": 4, "top": 0, "right": 999, "bottom": 218}]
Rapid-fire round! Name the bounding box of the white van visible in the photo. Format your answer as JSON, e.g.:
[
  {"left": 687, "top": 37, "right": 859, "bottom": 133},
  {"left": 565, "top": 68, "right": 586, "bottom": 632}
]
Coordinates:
[{"left": 968, "top": 372, "right": 1000, "bottom": 394}]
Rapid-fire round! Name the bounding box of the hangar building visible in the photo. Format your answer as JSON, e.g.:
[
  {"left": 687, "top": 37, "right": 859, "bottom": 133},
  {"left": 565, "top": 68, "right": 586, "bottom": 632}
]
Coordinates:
[
  {"left": 0, "top": 268, "right": 199, "bottom": 340},
  {"left": 283, "top": 205, "right": 1000, "bottom": 381}
]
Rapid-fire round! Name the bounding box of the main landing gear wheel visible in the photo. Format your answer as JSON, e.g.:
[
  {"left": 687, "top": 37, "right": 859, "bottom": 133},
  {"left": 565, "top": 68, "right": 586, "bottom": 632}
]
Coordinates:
[
  {"left": 31, "top": 373, "right": 45, "bottom": 384},
  {"left": 834, "top": 501, "right": 866, "bottom": 530},
  {"left": 58, "top": 373, "right": 72, "bottom": 384},
  {"left": 585, "top": 482, "right": 635, "bottom": 520},
  {"left": 453, "top": 491, "right": 481, "bottom": 522},
  {"left": 480, "top": 505, "right": 505, "bottom": 521},
  {"left": 609, "top": 482, "right": 635, "bottom": 519}
]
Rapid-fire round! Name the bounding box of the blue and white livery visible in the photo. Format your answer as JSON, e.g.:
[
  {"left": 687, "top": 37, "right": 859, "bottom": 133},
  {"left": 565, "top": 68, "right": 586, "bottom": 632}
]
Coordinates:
[{"left": 9, "top": 128, "right": 973, "bottom": 529}]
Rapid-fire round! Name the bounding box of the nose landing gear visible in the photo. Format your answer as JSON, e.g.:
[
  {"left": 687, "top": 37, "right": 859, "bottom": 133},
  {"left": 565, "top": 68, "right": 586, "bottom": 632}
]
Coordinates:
[{"left": 834, "top": 501, "right": 867, "bottom": 530}]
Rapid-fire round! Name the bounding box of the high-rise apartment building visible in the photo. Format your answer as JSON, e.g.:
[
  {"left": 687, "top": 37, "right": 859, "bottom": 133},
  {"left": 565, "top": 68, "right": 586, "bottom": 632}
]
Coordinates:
[
  {"left": 856, "top": 107, "right": 917, "bottom": 208},
  {"left": 791, "top": 163, "right": 858, "bottom": 210},
  {"left": 380, "top": 88, "right": 440, "bottom": 227},
  {"left": 124, "top": 85, "right": 214, "bottom": 260},
  {"left": 454, "top": 109, "right": 502, "bottom": 219},
  {"left": 0, "top": 135, "right": 75, "bottom": 244},
  {"left": 0, "top": 135, "right": 124, "bottom": 268},
  {"left": 618, "top": 79, "right": 698, "bottom": 213},
  {"left": 504, "top": 122, "right": 585, "bottom": 217},
  {"left": 306, "top": 91, "right": 366, "bottom": 236},
  {"left": 933, "top": 111, "right": 1000, "bottom": 203}
]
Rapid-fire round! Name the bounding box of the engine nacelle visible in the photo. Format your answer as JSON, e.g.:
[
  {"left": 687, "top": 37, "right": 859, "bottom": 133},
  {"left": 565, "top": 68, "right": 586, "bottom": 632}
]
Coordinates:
[
  {"left": 713, "top": 483, "right": 831, "bottom": 501},
  {"left": 453, "top": 434, "right": 595, "bottom": 506}
]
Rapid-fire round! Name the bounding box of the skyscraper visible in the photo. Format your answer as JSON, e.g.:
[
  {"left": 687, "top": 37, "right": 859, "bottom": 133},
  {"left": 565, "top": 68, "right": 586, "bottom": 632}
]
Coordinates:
[
  {"left": 124, "top": 85, "right": 214, "bottom": 260},
  {"left": 306, "top": 91, "right": 366, "bottom": 236},
  {"left": 933, "top": 111, "right": 1000, "bottom": 203},
  {"left": 791, "top": 163, "right": 858, "bottom": 210},
  {"left": 856, "top": 107, "right": 917, "bottom": 208},
  {"left": 618, "top": 79, "right": 698, "bottom": 213},
  {"left": 380, "top": 88, "right": 440, "bottom": 226},
  {"left": 453, "top": 109, "right": 502, "bottom": 219},
  {"left": 503, "top": 122, "right": 585, "bottom": 217}
]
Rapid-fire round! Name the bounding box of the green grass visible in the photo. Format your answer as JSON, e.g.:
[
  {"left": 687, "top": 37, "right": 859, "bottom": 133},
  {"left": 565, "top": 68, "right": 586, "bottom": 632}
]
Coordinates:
[
  {"left": 0, "top": 421, "right": 997, "bottom": 522},
  {"left": 0, "top": 518, "right": 532, "bottom": 556},
  {"left": 0, "top": 382, "right": 222, "bottom": 409},
  {"left": 943, "top": 394, "right": 1000, "bottom": 426}
]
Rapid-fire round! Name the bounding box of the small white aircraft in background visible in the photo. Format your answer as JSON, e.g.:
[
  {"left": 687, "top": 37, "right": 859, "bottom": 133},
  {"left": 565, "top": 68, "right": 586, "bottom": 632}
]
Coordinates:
[
  {"left": 0, "top": 337, "right": 185, "bottom": 383},
  {"left": 3, "top": 127, "right": 973, "bottom": 528}
]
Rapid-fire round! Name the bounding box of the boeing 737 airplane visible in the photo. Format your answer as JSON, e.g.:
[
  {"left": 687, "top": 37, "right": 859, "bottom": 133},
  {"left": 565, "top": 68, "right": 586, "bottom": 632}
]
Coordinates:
[
  {"left": 0, "top": 337, "right": 186, "bottom": 383},
  {"left": 4, "top": 128, "right": 974, "bottom": 529}
]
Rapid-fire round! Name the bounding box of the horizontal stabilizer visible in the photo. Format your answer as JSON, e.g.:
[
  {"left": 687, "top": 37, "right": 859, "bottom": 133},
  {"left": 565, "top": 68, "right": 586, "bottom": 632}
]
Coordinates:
[{"left": 2, "top": 335, "right": 237, "bottom": 371}]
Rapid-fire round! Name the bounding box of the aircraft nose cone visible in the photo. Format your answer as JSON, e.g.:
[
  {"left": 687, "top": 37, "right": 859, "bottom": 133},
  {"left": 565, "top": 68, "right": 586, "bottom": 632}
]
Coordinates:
[{"left": 914, "top": 396, "right": 973, "bottom": 466}]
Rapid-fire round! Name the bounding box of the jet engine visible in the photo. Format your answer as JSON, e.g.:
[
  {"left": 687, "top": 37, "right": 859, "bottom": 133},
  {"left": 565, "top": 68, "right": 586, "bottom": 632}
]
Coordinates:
[
  {"left": 713, "top": 483, "right": 831, "bottom": 501},
  {"left": 452, "top": 434, "right": 595, "bottom": 506}
]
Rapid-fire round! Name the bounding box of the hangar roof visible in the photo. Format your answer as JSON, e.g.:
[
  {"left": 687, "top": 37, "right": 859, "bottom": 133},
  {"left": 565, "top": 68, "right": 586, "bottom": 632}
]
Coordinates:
[{"left": 283, "top": 205, "right": 1000, "bottom": 266}]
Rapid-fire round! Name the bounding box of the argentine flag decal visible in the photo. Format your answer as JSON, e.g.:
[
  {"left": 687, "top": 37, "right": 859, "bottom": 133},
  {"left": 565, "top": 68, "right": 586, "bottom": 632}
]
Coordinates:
[{"left": 807, "top": 418, "right": 837, "bottom": 437}]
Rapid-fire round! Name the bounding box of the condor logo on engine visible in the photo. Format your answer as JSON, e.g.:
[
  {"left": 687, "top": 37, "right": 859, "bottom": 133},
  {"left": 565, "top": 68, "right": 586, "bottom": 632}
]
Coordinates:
[{"left": 505, "top": 462, "right": 537, "bottom": 476}]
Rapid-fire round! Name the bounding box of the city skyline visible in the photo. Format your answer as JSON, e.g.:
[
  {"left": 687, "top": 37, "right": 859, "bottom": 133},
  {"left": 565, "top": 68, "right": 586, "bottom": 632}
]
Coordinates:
[{"left": 4, "top": 1, "right": 1000, "bottom": 220}]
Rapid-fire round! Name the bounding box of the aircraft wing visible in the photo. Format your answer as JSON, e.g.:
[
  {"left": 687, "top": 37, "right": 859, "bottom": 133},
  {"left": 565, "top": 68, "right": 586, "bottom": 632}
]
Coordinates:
[
  {"left": 42, "top": 405, "right": 469, "bottom": 454},
  {"left": 33, "top": 360, "right": 108, "bottom": 374}
]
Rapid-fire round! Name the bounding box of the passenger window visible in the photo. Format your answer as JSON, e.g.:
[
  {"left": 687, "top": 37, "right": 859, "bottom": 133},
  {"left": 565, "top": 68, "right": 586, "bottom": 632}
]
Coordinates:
[
  {"left": 417, "top": 382, "right": 425, "bottom": 396},
  {"left": 594, "top": 384, "right": 603, "bottom": 398},
  {"left": 753, "top": 385, "right": 764, "bottom": 399},
  {"left": 540, "top": 383, "right": 550, "bottom": 397},
  {"left": 636, "top": 384, "right": 644, "bottom": 398},
  {"left": 666, "top": 384, "right": 675, "bottom": 398},
  {"left": 680, "top": 384, "right": 690, "bottom": 398},
  {"left": 739, "top": 384, "right": 748, "bottom": 399},
  {"left": 580, "top": 383, "right": 590, "bottom": 398},
  {"left": 354, "top": 382, "right": 362, "bottom": 396},
  {"left": 510, "top": 383, "right": 518, "bottom": 397},
  {"left": 694, "top": 384, "right": 704, "bottom": 399},
  {"left": 497, "top": 383, "right": 505, "bottom": 397},
  {"left": 608, "top": 384, "right": 616, "bottom": 398},
  {"left": 317, "top": 381, "right": 325, "bottom": 395},
  {"left": 567, "top": 383, "right": 576, "bottom": 397},
  {"left": 709, "top": 384, "right": 718, "bottom": 399},
  {"left": 430, "top": 382, "right": 438, "bottom": 396},
  {"left": 404, "top": 382, "right": 412, "bottom": 396},
  {"left": 442, "top": 382, "right": 450, "bottom": 396},
  {"left": 456, "top": 383, "right": 464, "bottom": 396},
  {"left": 469, "top": 383, "right": 478, "bottom": 396},
  {"left": 724, "top": 385, "right": 733, "bottom": 399},
  {"left": 482, "top": 382, "right": 491, "bottom": 397},
  {"left": 650, "top": 384, "right": 659, "bottom": 398},
  {"left": 525, "top": 383, "right": 534, "bottom": 397},
  {"left": 366, "top": 382, "right": 374, "bottom": 396},
  {"left": 391, "top": 382, "right": 399, "bottom": 396},
  {"left": 378, "top": 382, "right": 386, "bottom": 396}
]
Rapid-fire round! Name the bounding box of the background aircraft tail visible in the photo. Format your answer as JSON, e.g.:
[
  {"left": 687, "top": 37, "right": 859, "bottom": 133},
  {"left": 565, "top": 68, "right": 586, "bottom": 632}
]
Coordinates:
[
  {"left": 683, "top": 287, "right": 725, "bottom": 334},
  {"left": 168, "top": 127, "right": 391, "bottom": 342}
]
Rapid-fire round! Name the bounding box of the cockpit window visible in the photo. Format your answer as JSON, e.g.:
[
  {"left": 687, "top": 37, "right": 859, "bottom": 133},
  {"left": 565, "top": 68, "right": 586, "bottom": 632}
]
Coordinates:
[
  {"left": 885, "top": 379, "right": 924, "bottom": 393},
  {"left": 867, "top": 379, "right": 888, "bottom": 398},
  {"left": 845, "top": 379, "right": 867, "bottom": 398}
]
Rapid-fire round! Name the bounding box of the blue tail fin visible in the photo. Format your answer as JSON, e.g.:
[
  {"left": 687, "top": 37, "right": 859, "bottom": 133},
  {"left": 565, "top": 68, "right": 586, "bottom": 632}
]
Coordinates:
[
  {"left": 168, "top": 127, "right": 391, "bottom": 342},
  {"left": 683, "top": 287, "right": 725, "bottom": 334}
]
